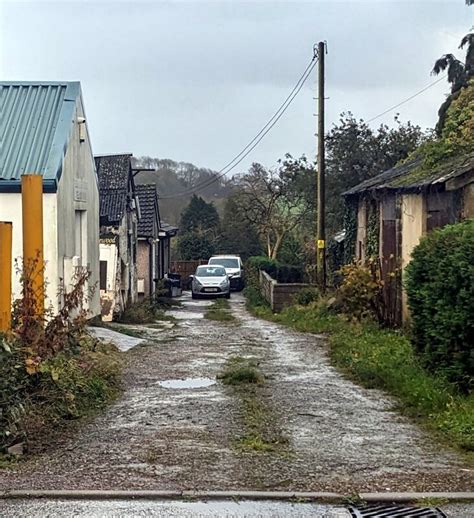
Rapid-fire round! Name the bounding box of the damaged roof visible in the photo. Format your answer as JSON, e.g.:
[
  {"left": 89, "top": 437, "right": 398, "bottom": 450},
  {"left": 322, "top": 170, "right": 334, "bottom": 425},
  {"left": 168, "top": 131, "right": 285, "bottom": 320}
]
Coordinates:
[
  {"left": 95, "top": 153, "right": 133, "bottom": 226},
  {"left": 343, "top": 152, "right": 474, "bottom": 196},
  {"left": 136, "top": 184, "right": 160, "bottom": 238}
]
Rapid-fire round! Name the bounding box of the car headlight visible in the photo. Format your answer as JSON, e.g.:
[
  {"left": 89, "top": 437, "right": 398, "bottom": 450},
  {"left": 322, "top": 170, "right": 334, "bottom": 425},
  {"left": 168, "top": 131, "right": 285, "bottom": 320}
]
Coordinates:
[
  {"left": 220, "top": 279, "right": 229, "bottom": 286},
  {"left": 194, "top": 278, "right": 203, "bottom": 286}
]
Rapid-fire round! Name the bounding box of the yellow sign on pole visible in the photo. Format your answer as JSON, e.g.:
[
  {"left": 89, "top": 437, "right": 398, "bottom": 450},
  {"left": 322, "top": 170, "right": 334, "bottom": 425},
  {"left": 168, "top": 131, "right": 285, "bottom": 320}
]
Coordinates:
[{"left": 317, "top": 239, "right": 325, "bottom": 249}]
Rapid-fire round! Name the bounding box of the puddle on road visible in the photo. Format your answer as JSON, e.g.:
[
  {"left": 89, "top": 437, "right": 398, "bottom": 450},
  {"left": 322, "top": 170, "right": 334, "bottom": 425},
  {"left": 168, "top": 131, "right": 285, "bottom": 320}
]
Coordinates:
[{"left": 158, "top": 377, "right": 216, "bottom": 389}]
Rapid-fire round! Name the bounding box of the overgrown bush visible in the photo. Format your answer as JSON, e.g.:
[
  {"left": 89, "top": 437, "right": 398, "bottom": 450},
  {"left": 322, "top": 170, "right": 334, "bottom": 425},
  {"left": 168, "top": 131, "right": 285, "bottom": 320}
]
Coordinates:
[
  {"left": 335, "top": 258, "right": 400, "bottom": 326},
  {"left": 1, "top": 266, "right": 122, "bottom": 453},
  {"left": 244, "top": 256, "right": 278, "bottom": 294},
  {"left": 405, "top": 220, "right": 474, "bottom": 392},
  {"left": 246, "top": 256, "right": 279, "bottom": 279},
  {"left": 335, "top": 260, "right": 384, "bottom": 322},
  {"left": 293, "top": 287, "right": 320, "bottom": 306}
]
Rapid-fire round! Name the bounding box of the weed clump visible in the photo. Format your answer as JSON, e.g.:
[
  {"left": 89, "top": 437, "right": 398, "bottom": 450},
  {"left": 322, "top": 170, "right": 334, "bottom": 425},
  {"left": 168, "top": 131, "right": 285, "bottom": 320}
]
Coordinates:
[
  {"left": 117, "top": 297, "right": 171, "bottom": 324},
  {"left": 204, "top": 299, "right": 236, "bottom": 323},
  {"left": 293, "top": 287, "right": 320, "bottom": 306},
  {"left": 219, "top": 357, "right": 288, "bottom": 454},
  {"left": 235, "top": 389, "right": 289, "bottom": 453},
  {"left": 218, "top": 357, "right": 263, "bottom": 385}
]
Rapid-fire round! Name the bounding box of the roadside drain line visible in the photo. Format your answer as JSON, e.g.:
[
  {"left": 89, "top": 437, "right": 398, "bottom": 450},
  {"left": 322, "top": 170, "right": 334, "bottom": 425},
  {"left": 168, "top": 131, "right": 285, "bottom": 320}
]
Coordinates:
[{"left": 0, "top": 490, "right": 473, "bottom": 502}]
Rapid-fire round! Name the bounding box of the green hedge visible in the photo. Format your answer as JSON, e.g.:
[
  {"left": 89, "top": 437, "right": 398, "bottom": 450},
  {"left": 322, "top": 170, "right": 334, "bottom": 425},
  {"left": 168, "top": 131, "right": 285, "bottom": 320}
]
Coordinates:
[
  {"left": 246, "top": 256, "right": 304, "bottom": 284},
  {"left": 246, "top": 256, "right": 279, "bottom": 277},
  {"left": 405, "top": 220, "right": 474, "bottom": 392}
]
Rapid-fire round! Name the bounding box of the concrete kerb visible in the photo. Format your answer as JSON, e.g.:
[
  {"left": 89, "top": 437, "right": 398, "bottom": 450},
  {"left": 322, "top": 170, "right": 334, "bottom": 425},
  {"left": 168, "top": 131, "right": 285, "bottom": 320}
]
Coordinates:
[{"left": 0, "top": 490, "right": 473, "bottom": 503}]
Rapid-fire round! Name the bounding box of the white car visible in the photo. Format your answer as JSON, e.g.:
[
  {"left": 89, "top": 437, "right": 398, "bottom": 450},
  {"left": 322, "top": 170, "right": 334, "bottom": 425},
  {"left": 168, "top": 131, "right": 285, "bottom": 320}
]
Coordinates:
[
  {"left": 191, "top": 265, "right": 231, "bottom": 299},
  {"left": 208, "top": 255, "right": 244, "bottom": 291}
]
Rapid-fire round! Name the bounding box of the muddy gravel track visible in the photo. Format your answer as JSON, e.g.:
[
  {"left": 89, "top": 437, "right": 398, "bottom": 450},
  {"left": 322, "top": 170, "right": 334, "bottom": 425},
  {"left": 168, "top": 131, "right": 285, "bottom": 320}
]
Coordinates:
[{"left": 0, "top": 293, "right": 472, "bottom": 493}]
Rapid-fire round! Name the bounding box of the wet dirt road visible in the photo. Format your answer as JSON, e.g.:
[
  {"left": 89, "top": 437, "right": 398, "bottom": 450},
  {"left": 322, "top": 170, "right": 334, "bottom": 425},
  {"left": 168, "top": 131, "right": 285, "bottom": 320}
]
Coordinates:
[{"left": 0, "top": 293, "right": 472, "bottom": 493}]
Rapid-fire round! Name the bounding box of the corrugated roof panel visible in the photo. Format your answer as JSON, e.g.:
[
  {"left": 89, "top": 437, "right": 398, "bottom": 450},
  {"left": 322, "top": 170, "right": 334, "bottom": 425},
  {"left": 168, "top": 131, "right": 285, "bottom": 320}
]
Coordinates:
[
  {"left": 342, "top": 152, "right": 474, "bottom": 196},
  {"left": 0, "top": 82, "right": 79, "bottom": 184}
]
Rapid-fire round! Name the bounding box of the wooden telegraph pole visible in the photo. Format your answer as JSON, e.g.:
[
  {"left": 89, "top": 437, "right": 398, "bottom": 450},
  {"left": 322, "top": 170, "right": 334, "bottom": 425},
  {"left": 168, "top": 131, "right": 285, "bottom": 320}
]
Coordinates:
[{"left": 316, "top": 41, "right": 326, "bottom": 289}]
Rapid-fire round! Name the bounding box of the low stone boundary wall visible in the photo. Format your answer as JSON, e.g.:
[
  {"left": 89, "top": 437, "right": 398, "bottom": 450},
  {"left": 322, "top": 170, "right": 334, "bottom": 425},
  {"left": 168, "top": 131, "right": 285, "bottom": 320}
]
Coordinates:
[{"left": 259, "top": 270, "right": 312, "bottom": 312}]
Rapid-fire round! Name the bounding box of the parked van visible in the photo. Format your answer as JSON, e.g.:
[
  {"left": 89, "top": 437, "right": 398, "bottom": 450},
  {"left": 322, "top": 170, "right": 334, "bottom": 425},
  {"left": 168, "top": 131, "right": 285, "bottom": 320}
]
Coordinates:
[{"left": 208, "top": 255, "right": 244, "bottom": 291}]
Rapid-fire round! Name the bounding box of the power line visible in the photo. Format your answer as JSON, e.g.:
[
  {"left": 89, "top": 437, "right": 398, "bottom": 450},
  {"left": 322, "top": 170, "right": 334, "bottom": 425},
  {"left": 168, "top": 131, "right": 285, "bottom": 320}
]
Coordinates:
[
  {"left": 159, "top": 70, "right": 448, "bottom": 199},
  {"left": 366, "top": 74, "right": 447, "bottom": 123},
  {"left": 159, "top": 53, "right": 318, "bottom": 199}
]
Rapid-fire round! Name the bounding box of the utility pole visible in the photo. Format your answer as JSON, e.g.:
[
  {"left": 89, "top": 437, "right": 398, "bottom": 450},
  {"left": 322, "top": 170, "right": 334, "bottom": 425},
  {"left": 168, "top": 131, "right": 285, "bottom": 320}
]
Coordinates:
[{"left": 316, "top": 41, "right": 326, "bottom": 289}]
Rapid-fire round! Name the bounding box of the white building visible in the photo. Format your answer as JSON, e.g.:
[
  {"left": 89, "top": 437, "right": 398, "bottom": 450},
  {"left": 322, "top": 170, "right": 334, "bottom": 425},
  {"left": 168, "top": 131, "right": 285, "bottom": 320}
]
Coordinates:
[{"left": 0, "top": 81, "right": 100, "bottom": 316}]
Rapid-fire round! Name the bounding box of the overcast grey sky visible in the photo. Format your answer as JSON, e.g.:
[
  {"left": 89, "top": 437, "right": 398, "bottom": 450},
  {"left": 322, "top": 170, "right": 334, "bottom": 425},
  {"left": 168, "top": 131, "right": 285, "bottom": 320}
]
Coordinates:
[{"left": 1, "top": 1, "right": 472, "bottom": 173}]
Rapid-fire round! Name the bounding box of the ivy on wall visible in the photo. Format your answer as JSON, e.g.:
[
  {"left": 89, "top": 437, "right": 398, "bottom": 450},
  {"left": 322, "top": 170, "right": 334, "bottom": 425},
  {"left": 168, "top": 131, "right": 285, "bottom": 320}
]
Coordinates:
[
  {"left": 366, "top": 198, "right": 380, "bottom": 259},
  {"left": 343, "top": 197, "right": 358, "bottom": 264}
]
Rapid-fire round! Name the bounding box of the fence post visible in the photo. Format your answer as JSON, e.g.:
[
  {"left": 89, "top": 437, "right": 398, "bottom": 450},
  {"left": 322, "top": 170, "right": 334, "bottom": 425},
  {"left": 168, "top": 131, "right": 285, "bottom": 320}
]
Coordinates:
[
  {"left": 21, "top": 175, "right": 44, "bottom": 317},
  {"left": 0, "top": 222, "right": 13, "bottom": 331}
]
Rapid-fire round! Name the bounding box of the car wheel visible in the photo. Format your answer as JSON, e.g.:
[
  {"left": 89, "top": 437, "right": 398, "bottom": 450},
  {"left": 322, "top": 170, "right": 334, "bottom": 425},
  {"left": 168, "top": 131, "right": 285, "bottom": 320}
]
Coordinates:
[
  {"left": 225, "top": 292, "right": 231, "bottom": 299},
  {"left": 192, "top": 292, "right": 197, "bottom": 299}
]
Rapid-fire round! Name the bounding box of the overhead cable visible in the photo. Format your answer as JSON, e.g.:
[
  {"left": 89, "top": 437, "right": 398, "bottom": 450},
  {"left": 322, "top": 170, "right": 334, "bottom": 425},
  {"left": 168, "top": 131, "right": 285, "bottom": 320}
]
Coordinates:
[{"left": 159, "top": 53, "right": 319, "bottom": 199}]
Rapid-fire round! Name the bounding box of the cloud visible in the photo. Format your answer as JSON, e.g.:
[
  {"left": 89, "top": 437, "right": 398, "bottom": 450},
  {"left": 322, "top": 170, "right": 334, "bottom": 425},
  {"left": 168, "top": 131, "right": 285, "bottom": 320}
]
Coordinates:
[{"left": 1, "top": 0, "right": 471, "bottom": 171}]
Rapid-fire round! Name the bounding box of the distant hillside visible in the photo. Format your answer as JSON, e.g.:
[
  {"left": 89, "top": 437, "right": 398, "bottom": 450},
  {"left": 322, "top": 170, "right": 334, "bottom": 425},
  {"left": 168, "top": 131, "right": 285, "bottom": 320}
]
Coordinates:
[{"left": 132, "top": 156, "right": 235, "bottom": 226}]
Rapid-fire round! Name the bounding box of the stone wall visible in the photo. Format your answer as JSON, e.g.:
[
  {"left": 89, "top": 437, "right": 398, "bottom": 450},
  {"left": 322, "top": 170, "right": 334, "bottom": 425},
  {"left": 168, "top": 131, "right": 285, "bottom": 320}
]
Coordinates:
[{"left": 259, "top": 270, "right": 312, "bottom": 313}]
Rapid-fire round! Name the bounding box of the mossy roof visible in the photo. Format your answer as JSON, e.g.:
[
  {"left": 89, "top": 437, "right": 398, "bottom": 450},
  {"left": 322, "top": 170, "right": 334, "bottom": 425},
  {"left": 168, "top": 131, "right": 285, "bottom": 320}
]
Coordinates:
[{"left": 343, "top": 151, "right": 474, "bottom": 196}]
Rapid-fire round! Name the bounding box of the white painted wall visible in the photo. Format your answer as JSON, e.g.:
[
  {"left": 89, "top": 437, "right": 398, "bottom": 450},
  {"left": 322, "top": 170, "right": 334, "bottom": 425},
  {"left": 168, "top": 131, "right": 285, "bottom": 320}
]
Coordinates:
[
  {"left": 99, "top": 242, "right": 118, "bottom": 321},
  {"left": 0, "top": 192, "right": 57, "bottom": 310}
]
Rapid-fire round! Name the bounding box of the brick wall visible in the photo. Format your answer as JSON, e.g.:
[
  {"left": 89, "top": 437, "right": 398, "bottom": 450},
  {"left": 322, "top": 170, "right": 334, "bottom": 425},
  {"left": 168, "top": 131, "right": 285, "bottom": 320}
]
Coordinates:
[{"left": 259, "top": 270, "right": 312, "bottom": 312}]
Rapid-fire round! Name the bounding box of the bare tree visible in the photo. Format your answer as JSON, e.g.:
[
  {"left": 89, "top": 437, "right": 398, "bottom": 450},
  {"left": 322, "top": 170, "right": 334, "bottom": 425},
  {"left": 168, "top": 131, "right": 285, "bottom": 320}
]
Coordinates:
[{"left": 234, "top": 161, "right": 311, "bottom": 259}]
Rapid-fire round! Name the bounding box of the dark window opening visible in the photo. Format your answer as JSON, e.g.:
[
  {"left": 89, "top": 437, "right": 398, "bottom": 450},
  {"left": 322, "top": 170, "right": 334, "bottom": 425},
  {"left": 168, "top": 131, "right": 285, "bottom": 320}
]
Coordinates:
[{"left": 100, "top": 261, "right": 107, "bottom": 290}]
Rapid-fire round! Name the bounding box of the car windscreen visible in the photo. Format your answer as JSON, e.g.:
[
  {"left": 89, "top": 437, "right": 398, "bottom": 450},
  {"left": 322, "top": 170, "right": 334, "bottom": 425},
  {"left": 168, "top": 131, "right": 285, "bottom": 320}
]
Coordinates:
[
  {"left": 196, "top": 266, "right": 227, "bottom": 277},
  {"left": 208, "top": 258, "right": 239, "bottom": 268}
]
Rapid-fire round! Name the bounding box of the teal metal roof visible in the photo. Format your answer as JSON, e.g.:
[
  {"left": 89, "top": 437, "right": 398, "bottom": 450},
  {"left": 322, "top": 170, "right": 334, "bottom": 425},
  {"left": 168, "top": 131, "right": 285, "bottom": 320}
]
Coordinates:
[{"left": 0, "top": 81, "right": 81, "bottom": 192}]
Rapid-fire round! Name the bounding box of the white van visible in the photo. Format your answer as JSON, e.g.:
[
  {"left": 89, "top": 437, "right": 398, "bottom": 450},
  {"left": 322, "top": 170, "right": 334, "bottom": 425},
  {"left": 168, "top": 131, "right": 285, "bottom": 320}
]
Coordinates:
[{"left": 208, "top": 255, "right": 244, "bottom": 291}]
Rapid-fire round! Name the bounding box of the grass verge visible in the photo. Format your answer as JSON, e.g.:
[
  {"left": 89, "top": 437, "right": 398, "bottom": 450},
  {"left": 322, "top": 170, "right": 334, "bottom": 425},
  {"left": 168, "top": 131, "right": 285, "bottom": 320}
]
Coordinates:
[
  {"left": 218, "top": 355, "right": 288, "bottom": 453},
  {"left": 245, "top": 292, "right": 474, "bottom": 457},
  {"left": 204, "top": 299, "right": 236, "bottom": 323}
]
